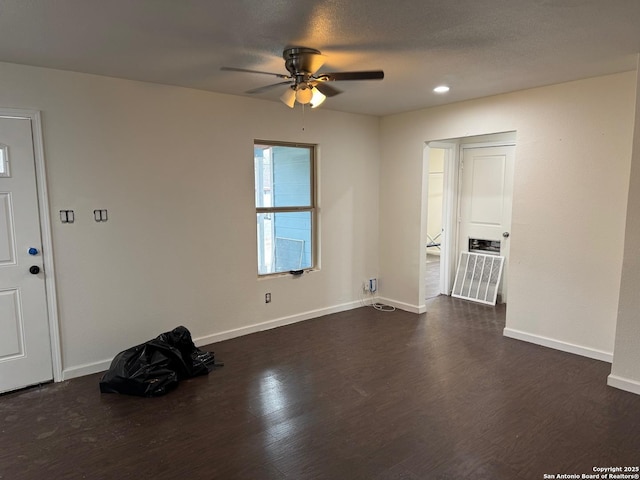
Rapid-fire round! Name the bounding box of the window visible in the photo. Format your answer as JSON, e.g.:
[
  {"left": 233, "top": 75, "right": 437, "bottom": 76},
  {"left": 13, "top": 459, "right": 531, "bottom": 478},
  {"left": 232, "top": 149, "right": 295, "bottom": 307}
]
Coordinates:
[{"left": 255, "top": 141, "right": 316, "bottom": 275}]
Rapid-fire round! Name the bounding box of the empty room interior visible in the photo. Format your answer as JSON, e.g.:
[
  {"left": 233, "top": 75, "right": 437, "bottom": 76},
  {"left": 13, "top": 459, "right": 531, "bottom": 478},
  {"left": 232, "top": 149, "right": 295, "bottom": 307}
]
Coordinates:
[{"left": 2, "top": 1, "right": 640, "bottom": 478}]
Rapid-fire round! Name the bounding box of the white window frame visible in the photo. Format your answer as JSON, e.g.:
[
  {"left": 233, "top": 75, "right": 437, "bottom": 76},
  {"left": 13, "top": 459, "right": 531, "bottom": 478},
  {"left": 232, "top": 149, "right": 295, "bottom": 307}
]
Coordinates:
[{"left": 254, "top": 140, "right": 317, "bottom": 276}]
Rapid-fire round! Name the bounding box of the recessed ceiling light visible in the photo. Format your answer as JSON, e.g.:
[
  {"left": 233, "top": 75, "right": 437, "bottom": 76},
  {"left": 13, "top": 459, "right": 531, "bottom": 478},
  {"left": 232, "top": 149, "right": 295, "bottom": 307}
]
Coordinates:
[{"left": 433, "top": 85, "right": 450, "bottom": 93}]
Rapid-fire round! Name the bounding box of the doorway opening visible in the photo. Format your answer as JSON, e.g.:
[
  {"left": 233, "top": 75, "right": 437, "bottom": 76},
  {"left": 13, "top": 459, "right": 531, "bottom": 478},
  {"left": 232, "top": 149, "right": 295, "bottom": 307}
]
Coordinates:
[
  {"left": 422, "top": 132, "right": 516, "bottom": 304},
  {"left": 425, "top": 147, "right": 445, "bottom": 300}
]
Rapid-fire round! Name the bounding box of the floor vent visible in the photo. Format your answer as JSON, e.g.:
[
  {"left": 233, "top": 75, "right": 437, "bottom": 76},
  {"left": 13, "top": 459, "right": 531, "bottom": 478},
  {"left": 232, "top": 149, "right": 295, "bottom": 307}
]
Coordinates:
[{"left": 452, "top": 252, "right": 504, "bottom": 305}]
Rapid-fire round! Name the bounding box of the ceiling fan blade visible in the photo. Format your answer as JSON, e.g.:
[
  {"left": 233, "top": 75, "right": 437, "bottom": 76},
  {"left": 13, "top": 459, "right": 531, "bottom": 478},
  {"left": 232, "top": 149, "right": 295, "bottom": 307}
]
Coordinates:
[
  {"left": 313, "top": 82, "right": 342, "bottom": 97},
  {"left": 320, "top": 70, "right": 384, "bottom": 81},
  {"left": 245, "top": 81, "right": 292, "bottom": 95},
  {"left": 221, "top": 66, "right": 290, "bottom": 79}
]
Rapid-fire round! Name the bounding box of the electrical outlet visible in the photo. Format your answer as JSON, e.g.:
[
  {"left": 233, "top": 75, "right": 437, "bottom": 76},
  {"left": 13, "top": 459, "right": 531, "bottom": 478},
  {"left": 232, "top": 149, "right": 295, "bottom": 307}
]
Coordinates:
[
  {"left": 265, "top": 293, "right": 271, "bottom": 303},
  {"left": 363, "top": 281, "right": 370, "bottom": 293}
]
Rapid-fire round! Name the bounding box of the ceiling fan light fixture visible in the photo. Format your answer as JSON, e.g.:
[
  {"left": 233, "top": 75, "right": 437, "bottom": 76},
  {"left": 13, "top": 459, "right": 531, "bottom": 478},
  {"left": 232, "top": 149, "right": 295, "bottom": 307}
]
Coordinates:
[
  {"left": 280, "top": 87, "right": 296, "bottom": 108},
  {"left": 310, "top": 88, "right": 326, "bottom": 108},
  {"left": 295, "top": 85, "right": 313, "bottom": 104}
]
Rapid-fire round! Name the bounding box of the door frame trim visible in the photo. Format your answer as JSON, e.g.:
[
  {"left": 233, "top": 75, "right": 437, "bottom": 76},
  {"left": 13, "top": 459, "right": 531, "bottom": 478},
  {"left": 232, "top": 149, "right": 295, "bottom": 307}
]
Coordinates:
[
  {"left": 426, "top": 142, "right": 458, "bottom": 296},
  {"left": 0, "top": 107, "right": 62, "bottom": 382},
  {"left": 459, "top": 141, "right": 516, "bottom": 151}
]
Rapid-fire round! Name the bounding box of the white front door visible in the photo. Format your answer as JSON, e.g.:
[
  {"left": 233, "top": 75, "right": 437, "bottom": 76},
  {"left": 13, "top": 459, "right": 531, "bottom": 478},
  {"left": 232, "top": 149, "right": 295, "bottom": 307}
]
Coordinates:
[
  {"left": 0, "top": 116, "right": 52, "bottom": 393},
  {"left": 458, "top": 144, "right": 515, "bottom": 302}
]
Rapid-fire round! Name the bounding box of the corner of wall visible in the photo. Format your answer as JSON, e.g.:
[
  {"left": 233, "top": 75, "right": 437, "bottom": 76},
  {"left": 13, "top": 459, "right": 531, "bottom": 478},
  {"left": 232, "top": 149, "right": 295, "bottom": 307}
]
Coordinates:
[{"left": 610, "top": 57, "right": 640, "bottom": 393}]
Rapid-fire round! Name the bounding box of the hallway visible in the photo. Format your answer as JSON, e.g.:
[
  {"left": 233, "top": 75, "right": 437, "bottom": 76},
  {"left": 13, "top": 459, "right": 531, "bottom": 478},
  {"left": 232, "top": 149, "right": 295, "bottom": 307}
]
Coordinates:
[{"left": 425, "top": 252, "right": 441, "bottom": 300}]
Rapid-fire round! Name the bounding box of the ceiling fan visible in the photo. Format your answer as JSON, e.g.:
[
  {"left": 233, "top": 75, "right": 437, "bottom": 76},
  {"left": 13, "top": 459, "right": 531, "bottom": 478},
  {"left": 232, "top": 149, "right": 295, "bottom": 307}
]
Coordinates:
[{"left": 221, "top": 47, "right": 384, "bottom": 108}]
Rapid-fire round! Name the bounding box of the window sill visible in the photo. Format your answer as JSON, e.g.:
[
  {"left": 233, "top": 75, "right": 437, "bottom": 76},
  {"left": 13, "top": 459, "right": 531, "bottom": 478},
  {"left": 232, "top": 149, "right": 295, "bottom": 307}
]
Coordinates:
[{"left": 257, "top": 268, "right": 318, "bottom": 280}]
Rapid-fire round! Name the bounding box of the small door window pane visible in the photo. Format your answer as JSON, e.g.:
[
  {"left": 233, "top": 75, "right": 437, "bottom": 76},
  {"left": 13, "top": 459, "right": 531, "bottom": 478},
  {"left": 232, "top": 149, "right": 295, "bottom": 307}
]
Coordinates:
[{"left": 0, "top": 145, "right": 8, "bottom": 177}]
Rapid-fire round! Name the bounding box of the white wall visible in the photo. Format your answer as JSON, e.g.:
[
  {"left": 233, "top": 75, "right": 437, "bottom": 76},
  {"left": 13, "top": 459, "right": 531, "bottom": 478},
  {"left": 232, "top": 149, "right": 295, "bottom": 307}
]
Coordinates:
[
  {"left": 610, "top": 64, "right": 640, "bottom": 394},
  {"left": 0, "top": 61, "right": 381, "bottom": 378},
  {"left": 379, "top": 72, "right": 636, "bottom": 359},
  {"left": 3, "top": 59, "right": 636, "bottom": 384}
]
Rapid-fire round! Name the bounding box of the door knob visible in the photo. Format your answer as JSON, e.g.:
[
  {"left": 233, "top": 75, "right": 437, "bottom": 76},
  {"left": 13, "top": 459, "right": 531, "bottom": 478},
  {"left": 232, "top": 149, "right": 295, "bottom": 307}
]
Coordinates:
[
  {"left": 29, "top": 265, "right": 40, "bottom": 275},
  {"left": 502, "top": 232, "right": 510, "bottom": 238}
]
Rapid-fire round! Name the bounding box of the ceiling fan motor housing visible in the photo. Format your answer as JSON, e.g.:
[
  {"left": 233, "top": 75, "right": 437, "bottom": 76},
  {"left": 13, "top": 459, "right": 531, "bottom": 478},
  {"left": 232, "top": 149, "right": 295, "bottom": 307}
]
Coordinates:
[{"left": 283, "top": 47, "right": 324, "bottom": 82}]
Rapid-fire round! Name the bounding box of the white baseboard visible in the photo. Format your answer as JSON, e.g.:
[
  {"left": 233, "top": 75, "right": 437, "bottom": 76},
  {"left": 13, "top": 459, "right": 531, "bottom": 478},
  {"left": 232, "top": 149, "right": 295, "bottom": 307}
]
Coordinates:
[
  {"left": 503, "top": 327, "right": 613, "bottom": 363},
  {"left": 607, "top": 374, "right": 640, "bottom": 395},
  {"left": 375, "top": 297, "right": 427, "bottom": 314},
  {"left": 61, "top": 300, "right": 364, "bottom": 380},
  {"left": 63, "top": 359, "right": 113, "bottom": 380},
  {"left": 193, "top": 300, "right": 363, "bottom": 347}
]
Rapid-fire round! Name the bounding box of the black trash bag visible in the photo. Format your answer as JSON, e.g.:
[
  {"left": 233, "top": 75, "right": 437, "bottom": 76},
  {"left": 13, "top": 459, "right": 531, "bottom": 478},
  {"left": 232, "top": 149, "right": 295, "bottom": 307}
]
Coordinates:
[{"left": 99, "top": 326, "right": 220, "bottom": 397}]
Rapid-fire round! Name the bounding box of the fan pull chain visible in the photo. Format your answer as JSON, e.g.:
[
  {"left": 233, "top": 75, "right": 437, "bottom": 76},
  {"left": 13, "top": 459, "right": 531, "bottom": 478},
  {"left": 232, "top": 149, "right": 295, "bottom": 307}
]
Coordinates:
[{"left": 301, "top": 103, "right": 306, "bottom": 131}]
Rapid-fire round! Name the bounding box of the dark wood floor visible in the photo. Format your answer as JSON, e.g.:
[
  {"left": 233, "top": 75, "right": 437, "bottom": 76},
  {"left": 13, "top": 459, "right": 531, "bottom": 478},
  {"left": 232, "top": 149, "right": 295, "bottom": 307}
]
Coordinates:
[
  {"left": 2, "top": 296, "right": 640, "bottom": 479},
  {"left": 425, "top": 253, "right": 440, "bottom": 300}
]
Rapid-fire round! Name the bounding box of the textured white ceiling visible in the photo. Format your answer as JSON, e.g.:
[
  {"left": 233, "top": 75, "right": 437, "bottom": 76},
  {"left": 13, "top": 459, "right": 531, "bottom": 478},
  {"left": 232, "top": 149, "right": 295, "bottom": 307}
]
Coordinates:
[{"left": 0, "top": 0, "right": 639, "bottom": 116}]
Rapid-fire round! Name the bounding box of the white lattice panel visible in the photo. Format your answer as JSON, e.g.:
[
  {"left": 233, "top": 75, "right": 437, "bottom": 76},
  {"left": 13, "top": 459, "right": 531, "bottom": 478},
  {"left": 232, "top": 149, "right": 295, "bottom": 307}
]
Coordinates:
[{"left": 452, "top": 252, "right": 504, "bottom": 305}]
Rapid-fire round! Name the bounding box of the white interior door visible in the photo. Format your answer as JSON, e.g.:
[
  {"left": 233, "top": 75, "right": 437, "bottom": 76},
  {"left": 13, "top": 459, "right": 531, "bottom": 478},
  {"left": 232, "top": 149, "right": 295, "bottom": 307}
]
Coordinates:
[
  {"left": 0, "top": 116, "right": 52, "bottom": 393},
  {"left": 458, "top": 144, "right": 514, "bottom": 302}
]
